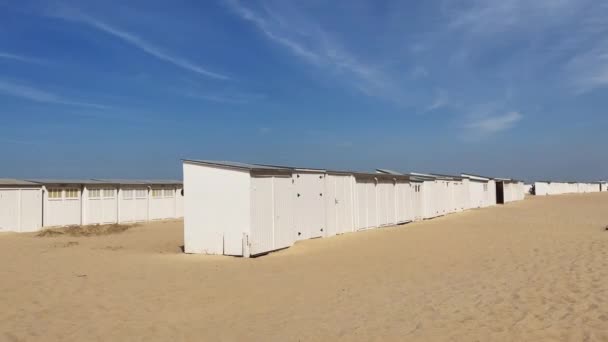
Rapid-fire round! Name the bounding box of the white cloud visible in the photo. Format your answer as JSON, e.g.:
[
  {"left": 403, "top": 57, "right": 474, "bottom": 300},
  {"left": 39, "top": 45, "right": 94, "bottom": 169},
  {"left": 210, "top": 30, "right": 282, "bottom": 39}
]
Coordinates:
[
  {"left": 257, "top": 126, "right": 272, "bottom": 135},
  {"left": 50, "top": 9, "right": 229, "bottom": 81},
  {"left": 179, "top": 89, "right": 266, "bottom": 104},
  {"left": 466, "top": 111, "right": 522, "bottom": 135},
  {"left": 562, "top": 4, "right": 608, "bottom": 93},
  {"left": 224, "top": 0, "right": 321, "bottom": 64},
  {"left": 0, "top": 80, "right": 107, "bottom": 109},
  {"left": 446, "top": 0, "right": 579, "bottom": 35},
  {"left": 567, "top": 45, "right": 608, "bottom": 93},
  {"left": 0, "top": 52, "right": 42, "bottom": 64},
  {"left": 224, "top": 0, "right": 395, "bottom": 100},
  {"left": 410, "top": 66, "right": 428, "bottom": 79},
  {"left": 425, "top": 90, "right": 449, "bottom": 112}
]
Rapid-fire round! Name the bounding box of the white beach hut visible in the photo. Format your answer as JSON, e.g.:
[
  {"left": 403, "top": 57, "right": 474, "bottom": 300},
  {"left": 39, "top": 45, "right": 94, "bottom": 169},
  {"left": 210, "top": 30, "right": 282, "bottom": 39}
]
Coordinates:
[
  {"left": 461, "top": 174, "right": 493, "bottom": 209},
  {"left": 494, "top": 178, "right": 524, "bottom": 204},
  {"left": 353, "top": 173, "right": 378, "bottom": 230},
  {"left": 91, "top": 180, "right": 149, "bottom": 224},
  {"left": 0, "top": 179, "right": 43, "bottom": 233},
  {"left": 376, "top": 169, "right": 420, "bottom": 222},
  {"left": 27, "top": 179, "right": 183, "bottom": 228},
  {"left": 27, "top": 179, "right": 95, "bottom": 227},
  {"left": 324, "top": 171, "right": 355, "bottom": 237},
  {"left": 290, "top": 168, "right": 327, "bottom": 240},
  {"left": 82, "top": 181, "right": 119, "bottom": 225},
  {"left": 145, "top": 180, "right": 184, "bottom": 221},
  {"left": 428, "top": 173, "right": 467, "bottom": 214},
  {"left": 408, "top": 174, "right": 440, "bottom": 219},
  {"left": 534, "top": 181, "right": 549, "bottom": 196},
  {"left": 183, "top": 160, "right": 296, "bottom": 256}
]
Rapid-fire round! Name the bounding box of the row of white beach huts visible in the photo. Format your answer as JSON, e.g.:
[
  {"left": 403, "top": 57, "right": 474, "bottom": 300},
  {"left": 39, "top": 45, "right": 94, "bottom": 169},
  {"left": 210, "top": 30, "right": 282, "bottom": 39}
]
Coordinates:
[
  {"left": 533, "top": 181, "right": 606, "bottom": 196},
  {"left": 182, "top": 160, "right": 526, "bottom": 257},
  {"left": 0, "top": 179, "right": 183, "bottom": 233}
]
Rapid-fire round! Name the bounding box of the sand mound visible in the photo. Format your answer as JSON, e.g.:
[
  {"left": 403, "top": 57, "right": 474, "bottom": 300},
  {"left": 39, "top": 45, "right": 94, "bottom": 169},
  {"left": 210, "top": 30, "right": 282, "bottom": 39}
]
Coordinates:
[{"left": 36, "top": 224, "right": 136, "bottom": 237}]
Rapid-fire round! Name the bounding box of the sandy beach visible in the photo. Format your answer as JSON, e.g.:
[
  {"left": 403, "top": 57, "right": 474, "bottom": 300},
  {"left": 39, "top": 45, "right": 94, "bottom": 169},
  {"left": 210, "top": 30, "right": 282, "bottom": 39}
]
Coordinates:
[{"left": 1, "top": 193, "right": 608, "bottom": 341}]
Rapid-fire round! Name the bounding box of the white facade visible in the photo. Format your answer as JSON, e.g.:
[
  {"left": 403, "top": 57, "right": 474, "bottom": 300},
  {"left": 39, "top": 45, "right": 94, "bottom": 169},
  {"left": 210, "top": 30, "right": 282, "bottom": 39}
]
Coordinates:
[
  {"left": 410, "top": 181, "right": 424, "bottom": 221},
  {"left": 462, "top": 177, "right": 487, "bottom": 209},
  {"left": 118, "top": 186, "right": 149, "bottom": 223},
  {"left": 84, "top": 186, "right": 118, "bottom": 225},
  {"left": 354, "top": 178, "right": 376, "bottom": 230},
  {"left": 395, "top": 180, "right": 414, "bottom": 223},
  {"left": 183, "top": 160, "right": 295, "bottom": 256},
  {"left": 486, "top": 180, "right": 497, "bottom": 207},
  {"left": 293, "top": 171, "right": 326, "bottom": 240},
  {"left": 43, "top": 185, "right": 83, "bottom": 227},
  {"left": 495, "top": 179, "right": 525, "bottom": 204},
  {"left": 533, "top": 181, "right": 603, "bottom": 196},
  {"left": 460, "top": 174, "right": 502, "bottom": 208},
  {"left": 21, "top": 179, "right": 183, "bottom": 229},
  {"left": 0, "top": 179, "right": 43, "bottom": 233},
  {"left": 184, "top": 160, "right": 418, "bottom": 257},
  {"left": 183, "top": 160, "right": 541, "bottom": 257},
  {"left": 324, "top": 173, "right": 355, "bottom": 237}
]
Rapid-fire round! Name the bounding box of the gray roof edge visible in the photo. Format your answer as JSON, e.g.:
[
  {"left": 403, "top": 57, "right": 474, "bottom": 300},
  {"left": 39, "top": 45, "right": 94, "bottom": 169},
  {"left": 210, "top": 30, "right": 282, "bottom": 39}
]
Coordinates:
[
  {"left": 183, "top": 159, "right": 291, "bottom": 173},
  {"left": 0, "top": 178, "right": 42, "bottom": 186},
  {"left": 24, "top": 179, "right": 182, "bottom": 186}
]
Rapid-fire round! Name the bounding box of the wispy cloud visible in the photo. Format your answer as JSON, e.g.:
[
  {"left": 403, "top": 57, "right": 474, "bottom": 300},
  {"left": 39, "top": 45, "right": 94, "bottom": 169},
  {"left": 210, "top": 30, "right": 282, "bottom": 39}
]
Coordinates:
[
  {"left": 224, "top": 0, "right": 395, "bottom": 100},
  {"left": 434, "top": 0, "right": 608, "bottom": 100},
  {"left": 561, "top": 3, "right": 608, "bottom": 93},
  {"left": 566, "top": 44, "right": 608, "bottom": 93},
  {"left": 0, "top": 52, "right": 43, "bottom": 64},
  {"left": 0, "top": 80, "right": 107, "bottom": 109},
  {"left": 49, "top": 8, "right": 229, "bottom": 81},
  {"left": 257, "top": 126, "right": 272, "bottom": 135},
  {"left": 0, "top": 138, "right": 45, "bottom": 146},
  {"left": 445, "top": 0, "right": 579, "bottom": 36},
  {"left": 425, "top": 90, "right": 449, "bottom": 112},
  {"left": 179, "top": 89, "right": 266, "bottom": 104},
  {"left": 225, "top": 0, "right": 320, "bottom": 64},
  {"left": 466, "top": 111, "right": 523, "bottom": 135},
  {"left": 410, "top": 66, "right": 429, "bottom": 79}
]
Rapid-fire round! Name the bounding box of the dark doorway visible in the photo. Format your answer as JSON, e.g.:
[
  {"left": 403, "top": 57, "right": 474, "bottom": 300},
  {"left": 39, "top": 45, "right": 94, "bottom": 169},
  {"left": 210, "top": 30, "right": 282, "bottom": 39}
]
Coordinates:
[{"left": 496, "top": 181, "right": 505, "bottom": 204}]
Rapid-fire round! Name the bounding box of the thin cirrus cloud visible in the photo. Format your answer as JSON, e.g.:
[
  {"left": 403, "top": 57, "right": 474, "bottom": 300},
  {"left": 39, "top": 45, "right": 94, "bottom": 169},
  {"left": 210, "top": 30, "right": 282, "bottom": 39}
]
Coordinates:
[
  {"left": 466, "top": 111, "right": 523, "bottom": 135},
  {"left": 442, "top": 0, "right": 608, "bottom": 94},
  {"left": 49, "top": 8, "right": 230, "bottom": 81},
  {"left": 179, "top": 89, "right": 266, "bottom": 104},
  {"left": 446, "top": 0, "right": 578, "bottom": 35},
  {"left": 223, "top": 0, "right": 396, "bottom": 100},
  {"left": 0, "top": 79, "right": 108, "bottom": 109},
  {"left": 566, "top": 45, "right": 608, "bottom": 93},
  {"left": 424, "top": 90, "right": 449, "bottom": 113},
  {"left": 0, "top": 52, "right": 43, "bottom": 64}
]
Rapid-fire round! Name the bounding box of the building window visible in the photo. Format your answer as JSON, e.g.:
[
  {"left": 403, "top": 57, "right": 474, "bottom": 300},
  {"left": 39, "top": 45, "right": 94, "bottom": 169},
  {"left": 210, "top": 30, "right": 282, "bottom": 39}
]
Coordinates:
[
  {"left": 152, "top": 189, "right": 162, "bottom": 198},
  {"left": 164, "top": 189, "right": 174, "bottom": 198},
  {"left": 89, "top": 189, "right": 101, "bottom": 198},
  {"left": 65, "top": 189, "right": 79, "bottom": 199},
  {"left": 123, "top": 189, "right": 134, "bottom": 200},
  {"left": 48, "top": 189, "right": 62, "bottom": 199},
  {"left": 136, "top": 189, "right": 147, "bottom": 198},
  {"left": 103, "top": 189, "right": 115, "bottom": 198}
]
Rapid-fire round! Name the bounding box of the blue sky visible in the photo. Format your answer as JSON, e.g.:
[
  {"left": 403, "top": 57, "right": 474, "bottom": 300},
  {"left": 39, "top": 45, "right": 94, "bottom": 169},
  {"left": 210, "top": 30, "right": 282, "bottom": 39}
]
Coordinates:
[{"left": 1, "top": 0, "right": 607, "bottom": 181}]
